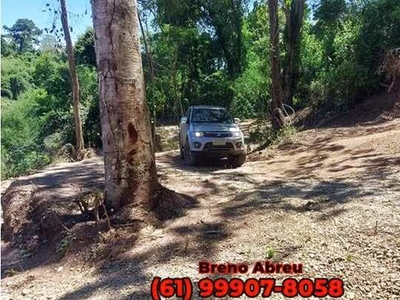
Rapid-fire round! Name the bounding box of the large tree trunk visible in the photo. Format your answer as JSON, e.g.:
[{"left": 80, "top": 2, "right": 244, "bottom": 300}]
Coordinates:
[
  {"left": 60, "top": 0, "right": 84, "bottom": 156},
  {"left": 91, "top": 0, "right": 160, "bottom": 211},
  {"left": 283, "top": 0, "right": 305, "bottom": 107},
  {"left": 268, "top": 0, "right": 285, "bottom": 130}
]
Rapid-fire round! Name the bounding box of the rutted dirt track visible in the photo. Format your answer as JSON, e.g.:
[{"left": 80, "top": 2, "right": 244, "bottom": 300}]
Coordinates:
[{"left": 2, "top": 116, "right": 400, "bottom": 299}]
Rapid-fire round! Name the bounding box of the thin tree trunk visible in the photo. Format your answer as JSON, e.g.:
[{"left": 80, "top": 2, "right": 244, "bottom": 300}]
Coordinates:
[
  {"left": 284, "top": 0, "right": 305, "bottom": 107},
  {"left": 138, "top": 13, "right": 155, "bottom": 80},
  {"left": 91, "top": 0, "right": 160, "bottom": 211},
  {"left": 60, "top": 0, "right": 84, "bottom": 156},
  {"left": 171, "top": 49, "right": 182, "bottom": 123},
  {"left": 138, "top": 12, "right": 156, "bottom": 149},
  {"left": 268, "top": 0, "right": 284, "bottom": 130}
]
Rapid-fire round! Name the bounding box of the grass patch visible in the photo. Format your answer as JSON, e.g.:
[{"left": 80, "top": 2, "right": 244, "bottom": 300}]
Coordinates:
[{"left": 265, "top": 247, "right": 276, "bottom": 259}]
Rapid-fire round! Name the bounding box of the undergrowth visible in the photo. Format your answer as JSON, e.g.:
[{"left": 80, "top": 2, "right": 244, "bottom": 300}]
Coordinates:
[{"left": 248, "top": 118, "right": 297, "bottom": 151}]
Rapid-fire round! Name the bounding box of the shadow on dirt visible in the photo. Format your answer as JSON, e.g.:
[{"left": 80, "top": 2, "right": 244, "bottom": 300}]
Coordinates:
[
  {"left": 58, "top": 220, "right": 230, "bottom": 300},
  {"left": 0, "top": 158, "right": 200, "bottom": 281},
  {"left": 249, "top": 128, "right": 400, "bottom": 183},
  {"left": 217, "top": 180, "right": 376, "bottom": 221},
  {"left": 54, "top": 171, "right": 390, "bottom": 299},
  {"left": 1, "top": 159, "right": 107, "bottom": 276},
  {"left": 288, "top": 147, "right": 400, "bottom": 182},
  {"left": 157, "top": 151, "right": 241, "bottom": 175}
]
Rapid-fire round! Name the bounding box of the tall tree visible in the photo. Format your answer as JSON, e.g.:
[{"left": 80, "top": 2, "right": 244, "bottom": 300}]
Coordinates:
[
  {"left": 283, "top": 0, "right": 305, "bottom": 106},
  {"left": 3, "top": 19, "right": 42, "bottom": 53},
  {"left": 60, "top": 0, "right": 85, "bottom": 156},
  {"left": 91, "top": 0, "right": 160, "bottom": 210},
  {"left": 202, "top": 0, "right": 246, "bottom": 79},
  {"left": 75, "top": 28, "right": 96, "bottom": 67},
  {"left": 267, "top": 0, "right": 284, "bottom": 129}
]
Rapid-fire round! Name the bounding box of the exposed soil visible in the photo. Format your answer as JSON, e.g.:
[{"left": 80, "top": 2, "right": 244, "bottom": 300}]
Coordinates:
[
  {"left": 296, "top": 82, "right": 400, "bottom": 129},
  {"left": 1, "top": 90, "right": 400, "bottom": 300}
]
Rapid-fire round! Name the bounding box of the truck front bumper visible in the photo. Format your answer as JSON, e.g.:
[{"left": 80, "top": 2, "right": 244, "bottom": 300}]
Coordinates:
[{"left": 190, "top": 138, "right": 245, "bottom": 157}]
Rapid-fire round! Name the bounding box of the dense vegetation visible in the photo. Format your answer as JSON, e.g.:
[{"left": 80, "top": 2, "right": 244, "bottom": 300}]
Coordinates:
[
  {"left": 1, "top": 33, "right": 100, "bottom": 178},
  {"left": 1, "top": 0, "right": 399, "bottom": 178}
]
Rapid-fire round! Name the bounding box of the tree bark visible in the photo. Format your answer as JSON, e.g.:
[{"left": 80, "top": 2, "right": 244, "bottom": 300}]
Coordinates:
[
  {"left": 267, "top": 0, "right": 284, "bottom": 130},
  {"left": 60, "top": 0, "right": 84, "bottom": 156},
  {"left": 283, "top": 0, "right": 305, "bottom": 107},
  {"left": 91, "top": 0, "right": 160, "bottom": 211}
]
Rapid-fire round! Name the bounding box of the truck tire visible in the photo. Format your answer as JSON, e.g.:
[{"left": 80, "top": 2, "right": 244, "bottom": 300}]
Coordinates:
[
  {"left": 179, "top": 141, "right": 184, "bottom": 159},
  {"left": 184, "top": 139, "right": 199, "bottom": 166},
  {"left": 228, "top": 153, "right": 246, "bottom": 168}
]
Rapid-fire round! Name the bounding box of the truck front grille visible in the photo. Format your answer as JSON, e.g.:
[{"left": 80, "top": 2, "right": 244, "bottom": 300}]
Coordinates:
[{"left": 203, "top": 131, "right": 232, "bottom": 138}]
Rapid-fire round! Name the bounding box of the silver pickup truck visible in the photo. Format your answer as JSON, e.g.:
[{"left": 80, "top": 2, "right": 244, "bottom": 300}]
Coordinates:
[{"left": 179, "top": 105, "right": 246, "bottom": 167}]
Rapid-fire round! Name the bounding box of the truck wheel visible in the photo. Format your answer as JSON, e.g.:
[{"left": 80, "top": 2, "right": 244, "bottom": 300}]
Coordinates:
[
  {"left": 179, "top": 141, "right": 184, "bottom": 159},
  {"left": 184, "top": 139, "right": 198, "bottom": 166},
  {"left": 228, "top": 153, "right": 246, "bottom": 168}
]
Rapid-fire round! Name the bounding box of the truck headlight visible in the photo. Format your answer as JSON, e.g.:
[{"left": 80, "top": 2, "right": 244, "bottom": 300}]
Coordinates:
[
  {"left": 194, "top": 131, "right": 204, "bottom": 137},
  {"left": 232, "top": 131, "right": 241, "bottom": 137}
]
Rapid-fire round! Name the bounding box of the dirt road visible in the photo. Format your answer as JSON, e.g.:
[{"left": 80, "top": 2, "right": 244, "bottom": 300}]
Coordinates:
[{"left": 2, "top": 116, "right": 400, "bottom": 299}]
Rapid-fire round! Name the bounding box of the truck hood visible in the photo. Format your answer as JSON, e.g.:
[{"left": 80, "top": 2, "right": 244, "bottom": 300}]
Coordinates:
[{"left": 191, "top": 123, "right": 240, "bottom": 132}]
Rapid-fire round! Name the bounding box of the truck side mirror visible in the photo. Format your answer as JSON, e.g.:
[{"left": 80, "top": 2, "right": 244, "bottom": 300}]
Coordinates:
[
  {"left": 234, "top": 117, "right": 241, "bottom": 124},
  {"left": 180, "top": 116, "right": 188, "bottom": 124}
]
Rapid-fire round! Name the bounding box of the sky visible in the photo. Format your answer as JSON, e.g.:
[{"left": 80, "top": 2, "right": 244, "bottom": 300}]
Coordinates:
[{"left": 1, "top": 0, "right": 93, "bottom": 41}]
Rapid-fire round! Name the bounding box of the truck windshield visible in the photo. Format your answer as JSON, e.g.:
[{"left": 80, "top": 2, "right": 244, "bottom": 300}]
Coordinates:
[{"left": 191, "top": 108, "right": 233, "bottom": 124}]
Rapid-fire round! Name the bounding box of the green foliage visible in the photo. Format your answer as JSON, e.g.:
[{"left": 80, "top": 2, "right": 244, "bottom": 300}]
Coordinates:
[
  {"left": 296, "top": 0, "right": 400, "bottom": 110},
  {"left": 78, "top": 65, "right": 101, "bottom": 147},
  {"left": 248, "top": 119, "right": 270, "bottom": 143},
  {"left": 142, "top": 0, "right": 247, "bottom": 120},
  {"left": 201, "top": 0, "right": 246, "bottom": 78},
  {"left": 231, "top": 53, "right": 269, "bottom": 118},
  {"left": 314, "top": 0, "right": 347, "bottom": 26},
  {"left": 356, "top": 0, "right": 400, "bottom": 89},
  {"left": 75, "top": 28, "right": 96, "bottom": 67},
  {"left": 275, "top": 124, "right": 297, "bottom": 144},
  {"left": 57, "top": 232, "right": 76, "bottom": 260},
  {"left": 247, "top": 118, "right": 297, "bottom": 147},
  {"left": 1, "top": 37, "right": 100, "bottom": 179},
  {"left": 265, "top": 247, "right": 276, "bottom": 259},
  {"left": 1, "top": 37, "right": 17, "bottom": 56},
  {"left": 3, "top": 18, "right": 42, "bottom": 53},
  {"left": 1, "top": 89, "right": 52, "bottom": 178},
  {"left": 231, "top": 2, "right": 270, "bottom": 118},
  {"left": 1, "top": 56, "right": 33, "bottom": 99},
  {"left": 2, "top": 0, "right": 400, "bottom": 178}
]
